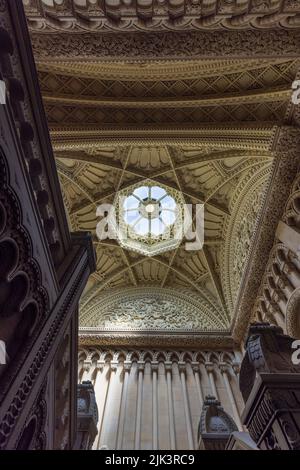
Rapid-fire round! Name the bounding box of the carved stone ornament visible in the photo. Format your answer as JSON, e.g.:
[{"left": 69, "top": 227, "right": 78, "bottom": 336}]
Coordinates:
[
  {"left": 23, "top": 1, "right": 300, "bottom": 34},
  {"left": 29, "top": 30, "right": 300, "bottom": 61},
  {"left": 80, "top": 287, "right": 227, "bottom": 331},
  {"left": 198, "top": 395, "right": 238, "bottom": 450}
]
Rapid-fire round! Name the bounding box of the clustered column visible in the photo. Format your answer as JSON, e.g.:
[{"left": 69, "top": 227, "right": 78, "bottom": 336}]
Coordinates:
[
  {"left": 220, "top": 363, "right": 243, "bottom": 431},
  {"left": 152, "top": 361, "right": 159, "bottom": 449},
  {"left": 191, "top": 362, "right": 203, "bottom": 408},
  {"left": 205, "top": 362, "right": 218, "bottom": 399},
  {"left": 116, "top": 361, "right": 131, "bottom": 449},
  {"left": 165, "top": 362, "right": 176, "bottom": 450},
  {"left": 178, "top": 362, "right": 194, "bottom": 450},
  {"left": 134, "top": 361, "right": 145, "bottom": 450}
]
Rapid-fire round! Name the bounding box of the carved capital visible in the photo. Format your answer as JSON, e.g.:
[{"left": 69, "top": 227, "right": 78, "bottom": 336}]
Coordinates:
[
  {"left": 205, "top": 362, "right": 215, "bottom": 374},
  {"left": 232, "top": 362, "right": 240, "bottom": 376},
  {"left": 137, "top": 361, "right": 145, "bottom": 372},
  {"left": 123, "top": 361, "right": 132, "bottom": 372},
  {"left": 83, "top": 360, "right": 92, "bottom": 372},
  {"left": 96, "top": 360, "right": 105, "bottom": 372},
  {"left": 151, "top": 361, "right": 159, "bottom": 372},
  {"left": 219, "top": 363, "right": 231, "bottom": 375},
  {"left": 110, "top": 361, "right": 119, "bottom": 372},
  {"left": 178, "top": 362, "right": 186, "bottom": 374},
  {"left": 191, "top": 361, "right": 200, "bottom": 373}
]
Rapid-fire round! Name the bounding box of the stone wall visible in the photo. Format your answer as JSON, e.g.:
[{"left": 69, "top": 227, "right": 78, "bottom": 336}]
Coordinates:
[{"left": 78, "top": 348, "right": 244, "bottom": 450}]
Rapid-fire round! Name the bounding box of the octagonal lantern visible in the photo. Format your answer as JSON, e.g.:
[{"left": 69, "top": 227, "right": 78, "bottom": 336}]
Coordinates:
[{"left": 113, "top": 180, "right": 186, "bottom": 256}]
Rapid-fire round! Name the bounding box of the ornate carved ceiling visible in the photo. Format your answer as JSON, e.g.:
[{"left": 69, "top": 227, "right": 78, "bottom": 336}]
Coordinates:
[
  {"left": 25, "top": 9, "right": 300, "bottom": 346},
  {"left": 23, "top": 0, "right": 300, "bottom": 32}
]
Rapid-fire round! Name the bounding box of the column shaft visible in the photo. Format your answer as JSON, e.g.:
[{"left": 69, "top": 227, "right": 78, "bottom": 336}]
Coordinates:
[
  {"left": 166, "top": 366, "right": 176, "bottom": 450},
  {"left": 135, "top": 365, "right": 144, "bottom": 450},
  {"left": 222, "top": 370, "right": 243, "bottom": 431},
  {"left": 180, "top": 368, "right": 194, "bottom": 450},
  {"left": 194, "top": 371, "right": 203, "bottom": 407},
  {"left": 152, "top": 366, "right": 158, "bottom": 449},
  {"left": 116, "top": 364, "right": 130, "bottom": 450}
]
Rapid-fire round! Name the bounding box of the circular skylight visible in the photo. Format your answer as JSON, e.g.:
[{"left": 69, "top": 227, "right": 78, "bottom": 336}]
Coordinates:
[
  {"left": 123, "top": 185, "right": 177, "bottom": 237},
  {"left": 114, "top": 180, "right": 185, "bottom": 256}
]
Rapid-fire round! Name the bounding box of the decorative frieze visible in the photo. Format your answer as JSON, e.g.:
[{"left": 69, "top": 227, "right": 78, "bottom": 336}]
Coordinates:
[{"left": 29, "top": 29, "right": 300, "bottom": 62}]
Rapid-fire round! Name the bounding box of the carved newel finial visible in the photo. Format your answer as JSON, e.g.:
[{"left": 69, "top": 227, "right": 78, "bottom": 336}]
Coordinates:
[
  {"left": 239, "top": 322, "right": 300, "bottom": 450},
  {"left": 239, "top": 322, "right": 300, "bottom": 403},
  {"left": 198, "top": 395, "right": 238, "bottom": 450}
]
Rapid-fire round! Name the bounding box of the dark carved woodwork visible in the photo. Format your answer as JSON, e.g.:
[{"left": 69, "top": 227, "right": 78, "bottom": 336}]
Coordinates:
[
  {"left": 16, "top": 381, "right": 47, "bottom": 450},
  {"left": 240, "top": 323, "right": 300, "bottom": 403},
  {"left": 0, "top": 147, "right": 49, "bottom": 387},
  {"left": 240, "top": 323, "right": 300, "bottom": 450},
  {"left": 0, "top": 0, "right": 96, "bottom": 450}
]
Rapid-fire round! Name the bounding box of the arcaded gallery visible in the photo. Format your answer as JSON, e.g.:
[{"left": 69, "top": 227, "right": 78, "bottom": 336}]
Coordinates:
[{"left": 1, "top": 0, "right": 300, "bottom": 453}]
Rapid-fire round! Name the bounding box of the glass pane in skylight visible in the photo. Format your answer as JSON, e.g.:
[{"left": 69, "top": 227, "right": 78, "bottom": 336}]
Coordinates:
[
  {"left": 161, "top": 210, "right": 176, "bottom": 226},
  {"left": 151, "top": 186, "right": 167, "bottom": 200},
  {"left": 161, "top": 195, "right": 176, "bottom": 211},
  {"left": 123, "top": 195, "right": 139, "bottom": 210},
  {"left": 124, "top": 210, "right": 140, "bottom": 225},
  {"left": 151, "top": 218, "right": 165, "bottom": 236},
  {"left": 133, "top": 186, "right": 149, "bottom": 200},
  {"left": 134, "top": 217, "right": 149, "bottom": 236}
]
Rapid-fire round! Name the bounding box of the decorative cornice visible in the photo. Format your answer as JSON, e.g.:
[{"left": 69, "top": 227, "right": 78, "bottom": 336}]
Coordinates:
[
  {"left": 24, "top": 1, "right": 300, "bottom": 34},
  {"left": 35, "top": 58, "right": 293, "bottom": 82},
  {"left": 49, "top": 123, "right": 276, "bottom": 151},
  {"left": 42, "top": 88, "right": 292, "bottom": 109},
  {"left": 78, "top": 331, "right": 236, "bottom": 349},
  {"left": 29, "top": 30, "right": 300, "bottom": 61}
]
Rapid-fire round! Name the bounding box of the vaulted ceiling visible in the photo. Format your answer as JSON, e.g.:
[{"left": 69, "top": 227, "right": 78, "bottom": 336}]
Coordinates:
[{"left": 24, "top": 2, "right": 300, "bottom": 346}]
